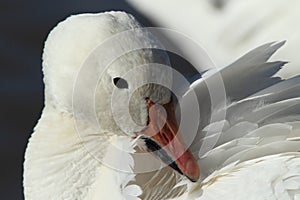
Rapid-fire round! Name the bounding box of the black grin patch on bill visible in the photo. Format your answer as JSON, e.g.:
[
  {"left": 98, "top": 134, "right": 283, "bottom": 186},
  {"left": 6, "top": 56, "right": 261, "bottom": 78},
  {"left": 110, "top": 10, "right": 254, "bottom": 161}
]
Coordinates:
[{"left": 141, "top": 136, "right": 183, "bottom": 175}]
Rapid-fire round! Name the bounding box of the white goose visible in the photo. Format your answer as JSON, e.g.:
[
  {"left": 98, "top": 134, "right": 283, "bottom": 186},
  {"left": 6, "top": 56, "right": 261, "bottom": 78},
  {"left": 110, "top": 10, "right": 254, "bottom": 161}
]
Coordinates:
[{"left": 24, "top": 11, "right": 300, "bottom": 200}]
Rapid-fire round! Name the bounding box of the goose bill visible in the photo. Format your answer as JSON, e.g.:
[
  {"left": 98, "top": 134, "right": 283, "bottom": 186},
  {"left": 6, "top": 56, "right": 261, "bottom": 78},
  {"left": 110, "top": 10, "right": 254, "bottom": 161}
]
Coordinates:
[{"left": 139, "top": 98, "right": 200, "bottom": 182}]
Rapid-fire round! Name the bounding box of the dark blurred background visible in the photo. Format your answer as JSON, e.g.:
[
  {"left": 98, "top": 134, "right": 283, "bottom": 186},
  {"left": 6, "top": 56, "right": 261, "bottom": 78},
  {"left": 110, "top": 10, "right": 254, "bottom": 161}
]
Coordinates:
[{"left": 0, "top": 1, "right": 154, "bottom": 199}]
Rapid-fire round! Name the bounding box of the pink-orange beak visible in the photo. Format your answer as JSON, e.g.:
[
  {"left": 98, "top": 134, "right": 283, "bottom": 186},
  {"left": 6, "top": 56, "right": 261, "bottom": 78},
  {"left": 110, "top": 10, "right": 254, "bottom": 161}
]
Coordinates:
[{"left": 138, "top": 98, "right": 200, "bottom": 182}]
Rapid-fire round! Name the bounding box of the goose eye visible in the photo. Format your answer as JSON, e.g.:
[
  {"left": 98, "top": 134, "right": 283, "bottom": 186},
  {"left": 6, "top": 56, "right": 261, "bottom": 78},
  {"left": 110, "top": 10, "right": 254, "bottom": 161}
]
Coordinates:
[{"left": 113, "top": 77, "right": 128, "bottom": 89}]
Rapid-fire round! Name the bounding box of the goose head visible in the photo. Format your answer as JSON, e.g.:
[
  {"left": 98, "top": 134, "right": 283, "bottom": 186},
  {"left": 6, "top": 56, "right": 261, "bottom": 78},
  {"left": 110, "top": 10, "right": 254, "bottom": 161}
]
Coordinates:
[{"left": 42, "top": 11, "right": 199, "bottom": 182}]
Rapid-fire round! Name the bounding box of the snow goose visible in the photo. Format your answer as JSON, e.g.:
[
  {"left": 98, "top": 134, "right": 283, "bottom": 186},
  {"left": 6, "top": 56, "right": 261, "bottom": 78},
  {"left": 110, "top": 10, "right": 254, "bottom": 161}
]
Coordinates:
[{"left": 24, "top": 11, "right": 300, "bottom": 200}]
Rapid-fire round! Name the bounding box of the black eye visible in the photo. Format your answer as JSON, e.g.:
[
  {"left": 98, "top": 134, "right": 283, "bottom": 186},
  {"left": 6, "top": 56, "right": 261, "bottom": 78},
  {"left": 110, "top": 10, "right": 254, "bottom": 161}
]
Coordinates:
[{"left": 113, "top": 77, "right": 128, "bottom": 89}]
